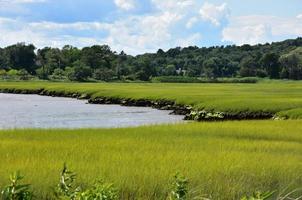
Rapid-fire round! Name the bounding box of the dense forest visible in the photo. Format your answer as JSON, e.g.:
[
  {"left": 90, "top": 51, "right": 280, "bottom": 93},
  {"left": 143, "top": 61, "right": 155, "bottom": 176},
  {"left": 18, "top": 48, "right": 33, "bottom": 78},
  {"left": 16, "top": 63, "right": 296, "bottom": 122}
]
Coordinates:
[{"left": 0, "top": 37, "right": 302, "bottom": 81}]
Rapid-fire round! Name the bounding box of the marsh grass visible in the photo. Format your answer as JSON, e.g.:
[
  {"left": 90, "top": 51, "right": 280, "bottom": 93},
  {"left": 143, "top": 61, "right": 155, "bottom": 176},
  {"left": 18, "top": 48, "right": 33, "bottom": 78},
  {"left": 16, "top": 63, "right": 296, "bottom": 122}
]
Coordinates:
[
  {"left": 0, "top": 121, "right": 302, "bottom": 199},
  {"left": 0, "top": 81, "right": 302, "bottom": 118}
]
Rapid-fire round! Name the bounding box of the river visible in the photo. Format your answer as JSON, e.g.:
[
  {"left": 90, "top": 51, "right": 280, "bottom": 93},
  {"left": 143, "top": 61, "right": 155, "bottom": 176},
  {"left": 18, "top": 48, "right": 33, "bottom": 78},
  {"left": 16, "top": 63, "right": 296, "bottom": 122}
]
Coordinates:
[{"left": 0, "top": 93, "right": 184, "bottom": 129}]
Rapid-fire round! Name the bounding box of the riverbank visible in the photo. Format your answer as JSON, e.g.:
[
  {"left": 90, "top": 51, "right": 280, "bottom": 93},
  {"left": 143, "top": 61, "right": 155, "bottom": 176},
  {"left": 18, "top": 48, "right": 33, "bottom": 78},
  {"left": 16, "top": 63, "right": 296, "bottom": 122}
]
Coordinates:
[{"left": 0, "top": 81, "right": 301, "bottom": 120}]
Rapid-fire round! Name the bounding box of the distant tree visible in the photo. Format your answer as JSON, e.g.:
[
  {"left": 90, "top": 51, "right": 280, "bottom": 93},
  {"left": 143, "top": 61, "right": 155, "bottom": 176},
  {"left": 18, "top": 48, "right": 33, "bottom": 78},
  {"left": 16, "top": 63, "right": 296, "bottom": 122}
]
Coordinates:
[
  {"left": 163, "top": 64, "right": 176, "bottom": 76},
  {"left": 134, "top": 56, "right": 156, "bottom": 81},
  {"left": 5, "top": 43, "right": 36, "bottom": 73},
  {"left": 279, "top": 47, "right": 302, "bottom": 80},
  {"left": 239, "top": 56, "right": 258, "bottom": 77},
  {"left": 0, "top": 48, "right": 8, "bottom": 70},
  {"left": 202, "top": 57, "right": 220, "bottom": 78},
  {"left": 93, "top": 68, "right": 115, "bottom": 81},
  {"left": 260, "top": 53, "right": 280, "bottom": 79},
  {"left": 61, "top": 45, "right": 81, "bottom": 67},
  {"left": 66, "top": 61, "right": 92, "bottom": 81},
  {"left": 81, "top": 45, "right": 114, "bottom": 70}
]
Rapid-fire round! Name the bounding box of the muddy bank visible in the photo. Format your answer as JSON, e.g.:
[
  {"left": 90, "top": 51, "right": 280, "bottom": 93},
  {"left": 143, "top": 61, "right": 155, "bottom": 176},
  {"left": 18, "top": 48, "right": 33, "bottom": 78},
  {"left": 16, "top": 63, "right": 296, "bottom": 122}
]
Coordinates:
[{"left": 0, "top": 87, "right": 275, "bottom": 121}]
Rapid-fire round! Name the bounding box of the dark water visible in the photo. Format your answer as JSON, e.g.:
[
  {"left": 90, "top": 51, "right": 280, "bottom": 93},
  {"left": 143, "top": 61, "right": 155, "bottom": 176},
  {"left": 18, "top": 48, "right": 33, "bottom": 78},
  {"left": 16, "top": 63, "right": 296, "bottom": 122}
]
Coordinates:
[{"left": 0, "top": 93, "right": 184, "bottom": 129}]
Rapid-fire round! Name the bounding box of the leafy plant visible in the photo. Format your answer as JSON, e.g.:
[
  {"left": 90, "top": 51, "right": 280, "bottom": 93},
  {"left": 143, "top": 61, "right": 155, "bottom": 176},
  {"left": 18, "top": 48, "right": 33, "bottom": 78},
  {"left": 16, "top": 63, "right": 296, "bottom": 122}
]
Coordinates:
[
  {"left": 1, "top": 172, "right": 33, "bottom": 200},
  {"left": 168, "top": 173, "right": 189, "bottom": 200},
  {"left": 54, "top": 164, "right": 118, "bottom": 200},
  {"left": 78, "top": 181, "right": 118, "bottom": 200},
  {"left": 54, "top": 164, "right": 80, "bottom": 200}
]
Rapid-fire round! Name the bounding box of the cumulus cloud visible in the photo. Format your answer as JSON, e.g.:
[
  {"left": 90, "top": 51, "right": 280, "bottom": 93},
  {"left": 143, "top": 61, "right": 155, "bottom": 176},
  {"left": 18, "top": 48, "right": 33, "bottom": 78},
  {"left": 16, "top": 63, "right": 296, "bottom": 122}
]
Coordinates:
[
  {"left": 151, "top": 0, "right": 196, "bottom": 12},
  {"left": 0, "top": 9, "right": 202, "bottom": 55},
  {"left": 222, "top": 15, "right": 302, "bottom": 45},
  {"left": 114, "top": 0, "right": 135, "bottom": 11},
  {"left": 199, "top": 2, "right": 229, "bottom": 26},
  {"left": 297, "top": 14, "right": 302, "bottom": 19}
]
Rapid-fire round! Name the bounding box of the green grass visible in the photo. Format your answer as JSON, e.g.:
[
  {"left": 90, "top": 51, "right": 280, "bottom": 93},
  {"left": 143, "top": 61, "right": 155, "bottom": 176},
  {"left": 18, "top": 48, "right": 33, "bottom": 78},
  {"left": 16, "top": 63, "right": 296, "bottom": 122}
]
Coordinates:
[
  {"left": 0, "top": 80, "right": 302, "bottom": 117},
  {"left": 1, "top": 81, "right": 302, "bottom": 199},
  {"left": 276, "top": 108, "right": 302, "bottom": 119},
  {"left": 0, "top": 121, "right": 302, "bottom": 199}
]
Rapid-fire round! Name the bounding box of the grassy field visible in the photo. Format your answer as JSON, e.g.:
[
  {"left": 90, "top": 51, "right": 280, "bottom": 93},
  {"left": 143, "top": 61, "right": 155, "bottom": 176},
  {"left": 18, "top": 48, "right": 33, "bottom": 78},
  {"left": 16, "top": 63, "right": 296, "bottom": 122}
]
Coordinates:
[
  {"left": 0, "top": 121, "right": 302, "bottom": 199},
  {"left": 1, "top": 81, "right": 302, "bottom": 199},
  {"left": 0, "top": 80, "right": 302, "bottom": 118}
]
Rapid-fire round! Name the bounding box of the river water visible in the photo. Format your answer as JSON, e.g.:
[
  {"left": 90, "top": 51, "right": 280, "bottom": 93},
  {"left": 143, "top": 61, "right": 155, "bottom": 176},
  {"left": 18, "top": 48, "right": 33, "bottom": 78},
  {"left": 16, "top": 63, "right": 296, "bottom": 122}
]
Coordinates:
[{"left": 0, "top": 93, "right": 184, "bottom": 129}]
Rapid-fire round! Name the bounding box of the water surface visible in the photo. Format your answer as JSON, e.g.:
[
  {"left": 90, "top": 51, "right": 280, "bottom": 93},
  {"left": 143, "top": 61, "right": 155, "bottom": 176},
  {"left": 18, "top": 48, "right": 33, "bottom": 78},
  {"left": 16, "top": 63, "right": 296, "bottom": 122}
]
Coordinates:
[{"left": 0, "top": 93, "right": 184, "bottom": 129}]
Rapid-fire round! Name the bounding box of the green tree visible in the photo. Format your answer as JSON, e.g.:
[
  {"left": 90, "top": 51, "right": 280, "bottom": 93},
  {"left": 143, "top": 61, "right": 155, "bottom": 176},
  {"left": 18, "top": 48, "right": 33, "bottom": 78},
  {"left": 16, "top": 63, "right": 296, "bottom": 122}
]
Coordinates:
[
  {"left": 279, "top": 47, "right": 302, "bottom": 80},
  {"left": 239, "top": 56, "right": 258, "bottom": 77},
  {"left": 66, "top": 61, "right": 92, "bottom": 81},
  {"left": 4, "top": 43, "right": 36, "bottom": 73},
  {"left": 260, "top": 53, "right": 280, "bottom": 79}
]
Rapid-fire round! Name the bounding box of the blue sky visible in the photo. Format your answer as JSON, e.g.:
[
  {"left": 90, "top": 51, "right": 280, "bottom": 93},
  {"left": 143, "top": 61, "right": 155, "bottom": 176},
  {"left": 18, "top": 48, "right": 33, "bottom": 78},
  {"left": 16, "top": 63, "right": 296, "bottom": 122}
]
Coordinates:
[{"left": 0, "top": 0, "right": 301, "bottom": 54}]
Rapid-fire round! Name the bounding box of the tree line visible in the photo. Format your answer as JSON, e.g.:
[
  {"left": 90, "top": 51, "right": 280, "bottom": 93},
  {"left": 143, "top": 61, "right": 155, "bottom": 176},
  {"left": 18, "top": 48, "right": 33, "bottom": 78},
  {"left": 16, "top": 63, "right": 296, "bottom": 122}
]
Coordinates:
[{"left": 0, "top": 37, "right": 302, "bottom": 81}]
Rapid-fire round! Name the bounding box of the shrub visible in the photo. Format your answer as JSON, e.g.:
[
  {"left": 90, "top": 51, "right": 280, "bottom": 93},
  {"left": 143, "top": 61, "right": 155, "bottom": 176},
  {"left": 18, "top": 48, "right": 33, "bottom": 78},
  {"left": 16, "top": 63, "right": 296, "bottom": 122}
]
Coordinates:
[
  {"left": 93, "top": 68, "right": 115, "bottom": 81},
  {"left": 78, "top": 181, "right": 118, "bottom": 200},
  {"left": 54, "top": 164, "right": 80, "bottom": 200},
  {"left": 0, "top": 69, "right": 6, "bottom": 76},
  {"left": 6, "top": 69, "right": 18, "bottom": 77},
  {"left": 66, "top": 61, "right": 92, "bottom": 81},
  {"left": 168, "top": 173, "right": 189, "bottom": 200},
  {"left": 50, "top": 68, "right": 66, "bottom": 80},
  {"left": 1, "top": 172, "right": 33, "bottom": 200},
  {"left": 16, "top": 69, "right": 31, "bottom": 80},
  {"left": 55, "top": 164, "right": 118, "bottom": 200}
]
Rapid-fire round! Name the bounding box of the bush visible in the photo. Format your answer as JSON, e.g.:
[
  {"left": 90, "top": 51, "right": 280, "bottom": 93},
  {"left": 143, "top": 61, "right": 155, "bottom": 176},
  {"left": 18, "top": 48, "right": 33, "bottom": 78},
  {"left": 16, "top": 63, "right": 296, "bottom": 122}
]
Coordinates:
[
  {"left": 93, "top": 68, "right": 115, "bottom": 81},
  {"left": 7, "top": 69, "right": 18, "bottom": 77},
  {"left": 1, "top": 172, "right": 33, "bottom": 200},
  {"left": 0, "top": 69, "right": 6, "bottom": 76},
  {"left": 78, "top": 181, "right": 118, "bottom": 200},
  {"left": 66, "top": 61, "right": 92, "bottom": 81},
  {"left": 168, "top": 173, "right": 189, "bottom": 200},
  {"left": 55, "top": 164, "right": 118, "bottom": 200},
  {"left": 17, "top": 69, "right": 31, "bottom": 80},
  {"left": 50, "top": 68, "right": 66, "bottom": 80}
]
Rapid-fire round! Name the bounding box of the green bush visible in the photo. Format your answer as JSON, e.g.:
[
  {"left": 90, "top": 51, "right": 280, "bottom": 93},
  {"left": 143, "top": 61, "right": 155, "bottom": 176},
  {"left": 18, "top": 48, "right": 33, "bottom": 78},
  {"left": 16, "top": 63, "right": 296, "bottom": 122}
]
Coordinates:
[
  {"left": 168, "top": 173, "right": 189, "bottom": 200},
  {"left": 1, "top": 172, "right": 33, "bottom": 200},
  {"left": 6, "top": 69, "right": 19, "bottom": 77},
  {"left": 66, "top": 61, "right": 92, "bottom": 81},
  {"left": 78, "top": 181, "right": 118, "bottom": 200},
  {"left": 54, "top": 164, "right": 118, "bottom": 200}
]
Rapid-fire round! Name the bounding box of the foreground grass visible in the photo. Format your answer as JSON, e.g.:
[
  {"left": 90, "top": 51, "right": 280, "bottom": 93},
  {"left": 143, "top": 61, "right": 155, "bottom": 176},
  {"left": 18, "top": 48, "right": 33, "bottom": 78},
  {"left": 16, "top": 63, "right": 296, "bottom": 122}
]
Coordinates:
[
  {"left": 0, "top": 121, "right": 302, "bottom": 199},
  {"left": 0, "top": 81, "right": 302, "bottom": 118}
]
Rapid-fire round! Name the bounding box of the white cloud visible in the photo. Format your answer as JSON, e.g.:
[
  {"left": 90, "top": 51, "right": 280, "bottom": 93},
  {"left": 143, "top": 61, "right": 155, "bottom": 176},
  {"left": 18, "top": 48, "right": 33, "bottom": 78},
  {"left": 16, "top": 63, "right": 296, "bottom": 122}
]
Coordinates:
[
  {"left": 297, "top": 14, "right": 302, "bottom": 19},
  {"left": 0, "top": 0, "right": 206, "bottom": 55},
  {"left": 222, "top": 15, "right": 302, "bottom": 45},
  {"left": 199, "top": 2, "right": 229, "bottom": 26},
  {"left": 151, "top": 0, "right": 196, "bottom": 12},
  {"left": 0, "top": 10, "right": 202, "bottom": 55},
  {"left": 114, "top": 0, "right": 135, "bottom": 11}
]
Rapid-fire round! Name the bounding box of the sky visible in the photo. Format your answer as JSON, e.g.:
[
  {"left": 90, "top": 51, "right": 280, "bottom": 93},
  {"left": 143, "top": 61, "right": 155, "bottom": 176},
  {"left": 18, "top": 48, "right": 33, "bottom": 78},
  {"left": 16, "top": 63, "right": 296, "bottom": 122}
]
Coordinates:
[{"left": 0, "top": 0, "right": 301, "bottom": 55}]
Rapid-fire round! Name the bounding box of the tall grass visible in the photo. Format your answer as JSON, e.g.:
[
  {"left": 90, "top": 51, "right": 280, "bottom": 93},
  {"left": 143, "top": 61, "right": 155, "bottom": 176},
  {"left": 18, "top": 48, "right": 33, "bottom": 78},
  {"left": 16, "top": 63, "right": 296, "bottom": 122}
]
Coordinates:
[
  {"left": 0, "top": 81, "right": 302, "bottom": 117},
  {"left": 0, "top": 121, "right": 301, "bottom": 199}
]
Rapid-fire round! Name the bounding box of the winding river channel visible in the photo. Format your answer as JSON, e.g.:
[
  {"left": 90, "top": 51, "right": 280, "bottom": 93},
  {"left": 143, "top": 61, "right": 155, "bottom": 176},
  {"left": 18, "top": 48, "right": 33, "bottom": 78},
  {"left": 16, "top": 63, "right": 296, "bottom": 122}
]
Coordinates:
[{"left": 0, "top": 93, "right": 184, "bottom": 129}]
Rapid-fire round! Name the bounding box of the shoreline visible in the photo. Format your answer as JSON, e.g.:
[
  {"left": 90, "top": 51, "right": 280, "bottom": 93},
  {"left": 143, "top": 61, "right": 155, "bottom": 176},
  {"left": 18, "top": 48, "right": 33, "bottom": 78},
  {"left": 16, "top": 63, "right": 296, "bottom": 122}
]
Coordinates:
[{"left": 0, "top": 87, "right": 275, "bottom": 121}]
